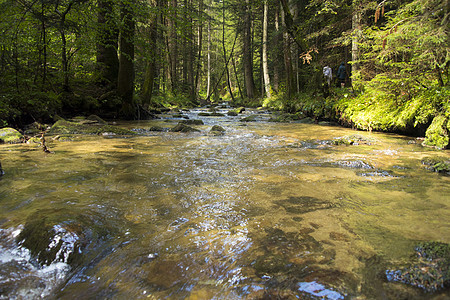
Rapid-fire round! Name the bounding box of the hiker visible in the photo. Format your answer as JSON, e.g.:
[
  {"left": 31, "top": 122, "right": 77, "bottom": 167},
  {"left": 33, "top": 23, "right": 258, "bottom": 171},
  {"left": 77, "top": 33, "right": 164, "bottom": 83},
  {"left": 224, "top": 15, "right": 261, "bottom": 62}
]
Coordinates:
[
  {"left": 323, "top": 65, "right": 332, "bottom": 87},
  {"left": 337, "top": 62, "right": 346, "bottom": 88}
]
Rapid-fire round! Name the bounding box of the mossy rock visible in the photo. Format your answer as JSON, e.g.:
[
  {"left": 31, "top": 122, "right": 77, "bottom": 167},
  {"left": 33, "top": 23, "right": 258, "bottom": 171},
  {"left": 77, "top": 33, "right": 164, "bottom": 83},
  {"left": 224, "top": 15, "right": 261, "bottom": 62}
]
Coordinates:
[
  {"left": 240, "top": 115, "right": 258, "bottom": 122},
  {"left": 209, "top": 112, "right": 225, "bottom": 117},
  {"left": 180, "top": 119, "right": 204, "bottom": 125},
  {"left": 170, "top": 123, "right": 200, "bottom": 133},
  {"left": 227, "top": 111, "right": 238, "bottom": 116},
  {"left": 149, "top": 126, "right": 165, "bottom": 132},
  {"left": 86, "top": 115, "right": 107, "bottom": 124},
  {"left": 421, "top": 157, "right": 450, "bottom": 174},
  {"left": 48, "top": 120, "right": 136, "bottom": 135},
  {"left": 423, "top": 115, "right": 449, "bottom": 149},
  {"left": 209, "top": 125, "right": 226, "bottom": 136},
  {"left": 0, "top": 128, "right": 23, "bottom": 143}
]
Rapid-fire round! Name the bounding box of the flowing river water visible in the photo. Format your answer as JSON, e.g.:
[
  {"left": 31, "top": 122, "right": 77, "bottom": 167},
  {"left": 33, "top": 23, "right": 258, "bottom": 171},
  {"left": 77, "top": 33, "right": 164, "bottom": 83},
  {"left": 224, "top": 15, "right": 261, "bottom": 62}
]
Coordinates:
[{"left": 0, "top": 107, "right": 449, "bottom": 299}]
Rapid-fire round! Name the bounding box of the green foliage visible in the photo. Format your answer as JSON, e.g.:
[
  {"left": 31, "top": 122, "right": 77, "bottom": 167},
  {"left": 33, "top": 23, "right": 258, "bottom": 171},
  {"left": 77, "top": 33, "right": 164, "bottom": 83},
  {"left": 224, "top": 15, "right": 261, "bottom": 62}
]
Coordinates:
[
  {"left": 423, "top": 114, "right": 449, "bottom": 149},
  {"left": 149, "top": 93, "right": 198, "bottom": 110}
]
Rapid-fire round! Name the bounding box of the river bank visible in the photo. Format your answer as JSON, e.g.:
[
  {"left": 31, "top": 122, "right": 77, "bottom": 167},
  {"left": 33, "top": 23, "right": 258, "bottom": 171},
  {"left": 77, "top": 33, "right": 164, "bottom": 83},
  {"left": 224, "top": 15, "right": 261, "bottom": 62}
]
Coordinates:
[{"left": 261, "top": 86, "right": 450, "bottom": 150}]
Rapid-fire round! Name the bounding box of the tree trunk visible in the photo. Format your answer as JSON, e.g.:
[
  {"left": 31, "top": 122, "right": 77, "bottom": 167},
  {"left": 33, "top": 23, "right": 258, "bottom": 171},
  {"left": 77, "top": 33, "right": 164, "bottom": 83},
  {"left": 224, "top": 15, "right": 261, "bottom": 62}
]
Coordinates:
[
  {"left": 243, "top": 0, "right": 256, "bottom": 99},
  {"left": 97, "top": 0, "right": 119, "bottom": 87},
  {"left": 273, "top": 3, "right": 281, "bottom": 92},
  {"left": 118, "top": 0, "right": 136, "bottom": 119},
  {"left": 262, "top": 0, "right": 271, "bottom": 98},
  {"left": 61, "top": 28, "right": 69, "bottom": 91},
  {"left": 194, "top": 0, "right": 204, "bottom": 100},
  {"left": 281, "top": 3, "right": 294, "bottom": 99},
  {"left": 142, "top": 0, "right": 158, "bottom": 106},
  {"left": 223, "top": 0, "right": 234, "bottom": 102},
  {"left": 206, "top": 1, "right": 211, "bottom": 100},
  {"left": 167, "top": 0, "right": 178, "bottom": 93},
  {"left": 351, "top": 0, "right": 361, "bottom": 80}
]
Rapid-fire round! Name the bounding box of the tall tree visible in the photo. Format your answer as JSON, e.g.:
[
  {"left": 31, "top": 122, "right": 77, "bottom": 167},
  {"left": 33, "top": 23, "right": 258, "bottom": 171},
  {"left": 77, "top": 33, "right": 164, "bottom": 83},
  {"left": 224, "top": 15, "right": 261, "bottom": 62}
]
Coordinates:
[
  {"left": 141, "top": 0, "right": 159, "bottom": 106},
  {"left": 97, "top": 0, "right": 119, "bottom": 87},
  {"left": 262, "top": 0, "right": 271, "bottom": 98},
  {"left": 118, "top": 0, "right": 136, "bottom": 119},
  {"left": 242, "top": 0, "right": 256, "bottom": 99},
  {"left": 351, "top": 0, "right": 362, "bottom": 76},
  {"left": 167, "top": 0, "right": 178, "bottom": 93}
]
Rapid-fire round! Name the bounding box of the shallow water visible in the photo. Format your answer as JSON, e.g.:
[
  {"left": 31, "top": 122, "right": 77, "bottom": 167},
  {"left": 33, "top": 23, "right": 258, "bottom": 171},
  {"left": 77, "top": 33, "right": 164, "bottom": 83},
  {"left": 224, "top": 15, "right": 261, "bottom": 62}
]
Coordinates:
[{"left": 0, "top": 108, "right": 449, "bottom": 299}]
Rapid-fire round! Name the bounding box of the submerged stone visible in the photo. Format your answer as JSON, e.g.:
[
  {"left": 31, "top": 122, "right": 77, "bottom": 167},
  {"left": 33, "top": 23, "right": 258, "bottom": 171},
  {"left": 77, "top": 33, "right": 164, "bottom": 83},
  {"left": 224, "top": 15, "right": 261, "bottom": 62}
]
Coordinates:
[
  {"left": 421, "top": 156, "right": 450, "bottom": 174},
  {"left": 275, "top": 196, "right": 334, "bottom": 214},
  {"left": 180, "top": 119, "right": 204, "bottom": 125},
  {"left": 386, "top": 241, "right": 450, "bottom": 292},
  {"left": 0, "top": 128, "right": 23, "bottom": 143},
  {"left": 17, "top": 214, "right": 84, "bottom": 266},
  {"left": 333, "top": 135, "right": 374, "bottom": 146},
  {"left": 335, "top": 160, "right": 374, "bottom": 169}
]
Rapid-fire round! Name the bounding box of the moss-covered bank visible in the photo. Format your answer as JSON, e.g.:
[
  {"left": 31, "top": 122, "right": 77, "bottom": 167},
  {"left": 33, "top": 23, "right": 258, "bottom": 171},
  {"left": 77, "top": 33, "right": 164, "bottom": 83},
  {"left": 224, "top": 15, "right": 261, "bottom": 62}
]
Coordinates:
[{"left": 263, "top": 86, "right": 450, "bottom": 149}]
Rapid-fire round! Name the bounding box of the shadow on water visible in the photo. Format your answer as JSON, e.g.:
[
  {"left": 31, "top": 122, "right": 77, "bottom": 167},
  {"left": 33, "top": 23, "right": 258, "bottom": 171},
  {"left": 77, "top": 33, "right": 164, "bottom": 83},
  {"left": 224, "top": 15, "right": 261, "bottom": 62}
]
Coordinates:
[{"left": 0, "top": 107, "right": 449, "bottom": 299}]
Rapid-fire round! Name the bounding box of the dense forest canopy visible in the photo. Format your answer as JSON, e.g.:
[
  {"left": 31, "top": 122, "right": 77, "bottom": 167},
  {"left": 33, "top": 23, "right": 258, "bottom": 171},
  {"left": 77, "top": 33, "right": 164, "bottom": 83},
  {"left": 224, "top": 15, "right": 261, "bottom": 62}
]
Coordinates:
[{"left": 0, "top": 0, "right": 449, "bottom": 146}]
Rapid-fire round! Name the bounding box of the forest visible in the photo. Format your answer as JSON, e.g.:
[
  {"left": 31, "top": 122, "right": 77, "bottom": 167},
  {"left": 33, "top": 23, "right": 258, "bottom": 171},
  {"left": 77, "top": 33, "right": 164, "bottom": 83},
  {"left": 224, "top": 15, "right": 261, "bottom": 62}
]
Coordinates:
[{"left": 0, "top": 0, "right": 449, "bottom": 148}]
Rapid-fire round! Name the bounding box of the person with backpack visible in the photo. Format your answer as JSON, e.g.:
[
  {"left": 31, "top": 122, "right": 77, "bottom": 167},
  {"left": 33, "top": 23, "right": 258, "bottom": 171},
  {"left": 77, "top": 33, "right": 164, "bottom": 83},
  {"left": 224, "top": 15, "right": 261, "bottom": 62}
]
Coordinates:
[{"left": 337, "top": 62, "right": 346, "bottom": 88}]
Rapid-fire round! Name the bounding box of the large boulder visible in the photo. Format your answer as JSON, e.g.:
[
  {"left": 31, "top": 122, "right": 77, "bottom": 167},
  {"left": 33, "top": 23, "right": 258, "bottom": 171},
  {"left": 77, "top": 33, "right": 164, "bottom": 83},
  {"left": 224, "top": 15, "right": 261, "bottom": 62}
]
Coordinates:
[
  {"left": 170, "top": 123, "right": 200, "bottom": 133},
  {"left": 0, "top": 128, "right": 23, "bottom": 143}
]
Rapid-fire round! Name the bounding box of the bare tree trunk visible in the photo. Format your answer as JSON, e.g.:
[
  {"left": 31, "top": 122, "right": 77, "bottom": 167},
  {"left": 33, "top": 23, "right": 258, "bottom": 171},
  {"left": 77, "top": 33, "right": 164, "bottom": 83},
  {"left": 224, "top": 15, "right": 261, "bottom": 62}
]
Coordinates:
[{"left": 262, "top": 0, "right": 271, "bottom": 98}]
